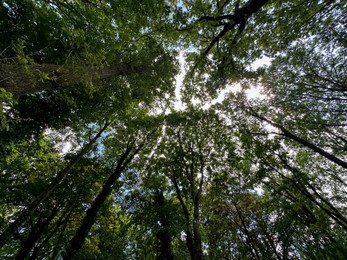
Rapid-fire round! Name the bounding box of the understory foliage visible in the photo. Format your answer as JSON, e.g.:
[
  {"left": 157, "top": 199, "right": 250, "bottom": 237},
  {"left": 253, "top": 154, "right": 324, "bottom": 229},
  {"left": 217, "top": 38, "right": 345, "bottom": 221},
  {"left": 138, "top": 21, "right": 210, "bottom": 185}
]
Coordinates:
[{"left": 0, "top": 0, "right": 346, "bottom": 259}]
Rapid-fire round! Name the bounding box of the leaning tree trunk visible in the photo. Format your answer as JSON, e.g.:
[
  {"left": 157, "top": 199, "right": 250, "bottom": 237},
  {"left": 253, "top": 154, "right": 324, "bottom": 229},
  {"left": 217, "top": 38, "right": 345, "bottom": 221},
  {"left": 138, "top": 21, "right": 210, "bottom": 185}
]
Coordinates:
[
  {"left": 0, "top": 121, "right": 110, "bottom": 250},
  {"left": 62, "top": 141, "right": 143, "bottom": 259},
  {"left": 248, "top": 108, "right": 347, "bottom": 170},
  {"left": 15, "top": 207, "right": 59, "bottom": 260},
  {"left": 1, "top": 62, "right": 146, "bottom": 97}
]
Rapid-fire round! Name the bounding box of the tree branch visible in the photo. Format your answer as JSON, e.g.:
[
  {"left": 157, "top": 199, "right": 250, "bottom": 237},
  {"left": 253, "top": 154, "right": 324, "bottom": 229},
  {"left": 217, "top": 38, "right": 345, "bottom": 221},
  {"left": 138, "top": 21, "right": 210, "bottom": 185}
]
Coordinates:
[{"left": 200, "top": 0, "right": 270, "bottom": 54}]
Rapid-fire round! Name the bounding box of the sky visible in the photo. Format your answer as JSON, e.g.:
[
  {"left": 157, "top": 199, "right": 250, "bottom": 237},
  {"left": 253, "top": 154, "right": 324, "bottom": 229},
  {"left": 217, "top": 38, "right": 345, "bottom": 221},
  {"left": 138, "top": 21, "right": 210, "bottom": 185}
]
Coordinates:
[
  {"left": 173, "top": 51, "right": 272, "bottom": 111},
  {"left": 56, "top": 52, "right": 272, "bottom": 155}
]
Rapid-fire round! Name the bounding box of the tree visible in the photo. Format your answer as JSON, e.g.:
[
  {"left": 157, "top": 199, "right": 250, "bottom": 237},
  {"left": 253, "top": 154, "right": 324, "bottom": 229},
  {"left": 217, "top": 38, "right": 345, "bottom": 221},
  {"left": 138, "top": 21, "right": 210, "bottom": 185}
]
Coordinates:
[
  {"left": 0, "top": 0, "right": 178, "bottom": 97},
  {"left": 62, "top": 113, "right": 164, "bottom": 258},
  {"left": 0, "top": 121, "right": 111, "bottom": 249},
  {"left": 176, "top": 0, "right": 343, "bottom": 101},
  {"left": 1, "top": 0, "right": 347, "bottom": 259},
  {"left": 150, "top": 108, "right": 236, "bottom": 259}
]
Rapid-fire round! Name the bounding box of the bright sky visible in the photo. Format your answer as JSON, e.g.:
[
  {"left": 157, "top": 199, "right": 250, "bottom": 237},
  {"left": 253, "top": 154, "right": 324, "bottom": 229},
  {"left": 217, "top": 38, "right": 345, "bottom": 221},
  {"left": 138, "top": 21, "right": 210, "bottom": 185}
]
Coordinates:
[
  {"left": 57, "top": 53, "right": 272, "bottom": 155},
  {"left": 173, "top": 52, "right": 272, "bottom": 111}
]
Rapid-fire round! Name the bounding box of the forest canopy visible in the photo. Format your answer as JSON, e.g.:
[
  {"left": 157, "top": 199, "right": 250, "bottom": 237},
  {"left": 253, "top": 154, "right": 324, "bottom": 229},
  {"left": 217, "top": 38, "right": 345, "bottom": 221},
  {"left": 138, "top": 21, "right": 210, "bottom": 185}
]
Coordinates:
[{"left": 0, "top": 0, "right": 347, "bottom": 259}]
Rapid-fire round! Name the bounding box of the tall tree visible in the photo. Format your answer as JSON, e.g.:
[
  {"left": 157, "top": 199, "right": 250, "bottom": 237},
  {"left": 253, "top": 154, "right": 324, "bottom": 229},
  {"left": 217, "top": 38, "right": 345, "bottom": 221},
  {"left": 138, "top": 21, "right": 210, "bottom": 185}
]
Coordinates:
[{"left": 1, "top": 0, "right": 347, "bottom": 259}]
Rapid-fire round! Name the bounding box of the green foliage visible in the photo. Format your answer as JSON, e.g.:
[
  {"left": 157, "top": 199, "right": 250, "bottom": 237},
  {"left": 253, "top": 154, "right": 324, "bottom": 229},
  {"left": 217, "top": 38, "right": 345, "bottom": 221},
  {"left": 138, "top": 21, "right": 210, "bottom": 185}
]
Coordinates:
[
  {"left": 1, "top": 0, "right": 347, "bottom": 259},
  {"left": 0, "top": 88, "right": 13, "bottom": 131}
]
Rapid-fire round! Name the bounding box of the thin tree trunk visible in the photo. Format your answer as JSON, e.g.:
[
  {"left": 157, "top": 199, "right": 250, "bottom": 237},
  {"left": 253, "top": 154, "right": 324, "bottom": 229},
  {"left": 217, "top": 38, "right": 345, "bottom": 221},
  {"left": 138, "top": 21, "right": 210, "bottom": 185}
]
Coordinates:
[
  {"left": 192, "top": 203, "right": 204, "bottom": 260},
  {"left": 234, "top": 202, "right": 261, "bottom": 260},
  {"left": 62, "top": 141, "right": 144, "bottom": 259},
  {"left": 1, "top": 62, "right": 146, "bottom": 97},
  {"left": 200, "top": 0, "right": 270, "bottom": 54},
  {"left": 173, "top": 173, "right": 204, "bottom": 260},
  {"left": 15, "top": 207, "right": 59, "bottom": 260},
  {"left": 155, "top": 193, "right": 174, "bottom": 260},
  {"left": 172, "top": 175, "right": 196, "bottom": 259},
  {"left": 47, "top": 208, "right": 75, "bottom": 260},
  {"left": 29, "top": 184, "right": 90, "bottom": 260},
  {"left": 0, "top": 121, "right": 110, "bottom": 249},
  {"left": 248, "top": 109, "right": 347, "bottom": 169},
  {"left": 192, "top": 155, "right": 205, "bottom": 260},
  {"left": 267, "top": 160, "right": 347, "bottom": 231},
  {"left": 280, "top": 159, "right": 347, "bottom": 230}
]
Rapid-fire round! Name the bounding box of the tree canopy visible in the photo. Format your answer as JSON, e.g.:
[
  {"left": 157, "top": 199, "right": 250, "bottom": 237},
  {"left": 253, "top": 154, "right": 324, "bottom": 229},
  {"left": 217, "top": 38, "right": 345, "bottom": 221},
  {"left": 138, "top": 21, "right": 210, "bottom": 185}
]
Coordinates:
[{"left": 1, "top": 0, "right": 346, "bottom": 259}]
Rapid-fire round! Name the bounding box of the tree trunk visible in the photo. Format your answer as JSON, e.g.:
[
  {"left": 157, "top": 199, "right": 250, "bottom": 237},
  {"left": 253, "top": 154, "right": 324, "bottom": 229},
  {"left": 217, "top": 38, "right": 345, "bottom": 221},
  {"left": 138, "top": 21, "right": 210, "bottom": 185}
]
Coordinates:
[
  {"left": 62, "top": 141, "right": 142, "bottom": 259},
  {"left": 192, "top": 204, "right": 204, "bottom": 260},
  {"left": 0, "top": 122, "right": 110, "bottom": 250},
  {"left": 173, "top": 175, "right": 204, "bottom": 260},
  {"left": 1, "top": 62, "right": 145, "bottom": 97},
  {"left": 248, "top": 109, "right": 347, "bottom": 169},
  {"left": 15, "top": 207, "right": 59, "bottom": 260},
  {"left": 192, "top": 161, "right": 205, "bottom": 260},
  {"left": 279, "top": 160, "right": 347, "bottom": 231},
  {"left": 157, "top": 229, "right": 174, "bottom": 260},
  {"left": 172, "top": 176, "right": 195, "bottom": 259},
  {"left": 200, "top": 0, "right": 270, "bottom": 54},
  {"left": 234, "top": 202, "right": 261, "bottom": 260},
  {"left": 155, "top": 193, "right": 174, "bottom": 260}
]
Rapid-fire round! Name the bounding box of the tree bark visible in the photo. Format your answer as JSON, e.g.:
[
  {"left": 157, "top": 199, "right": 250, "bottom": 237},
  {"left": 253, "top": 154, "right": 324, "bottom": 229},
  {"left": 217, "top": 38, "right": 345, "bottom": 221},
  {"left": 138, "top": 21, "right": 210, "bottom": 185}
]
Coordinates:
[
  {"left": 1, "top": 62, "right": 145, "bottom": 97},
  {"left": 155, "top": 193, "right": 174, "bottom": 260},
  {"left": 172, "top": 170, "right": 204, "bottom": 260},
  {"left": 192, "top": 167, "right": 204, "bottom": 260},
  {"left": 15, "top": 207, "right": 59, "bottom": 260},
  {"left": 266, "top": 160, "right": 347, "bottom": 232},
  {"left": 0, "top": 121, "right": 110, "bottom": 249},
  {"left": 200, "top": 0, "right": 270, "bottom": 54},
  {"left": 192, "top": 203, "right": 204, "bottom": 260},
  {"left": 248, "top": 109, "right": 347, "bottom": 169},
  {"left": 172, "top": 175, "right": 196, "bottom": 259},
  {"left": 62, "top": 141, "right": 143, "bottom": 259}
]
